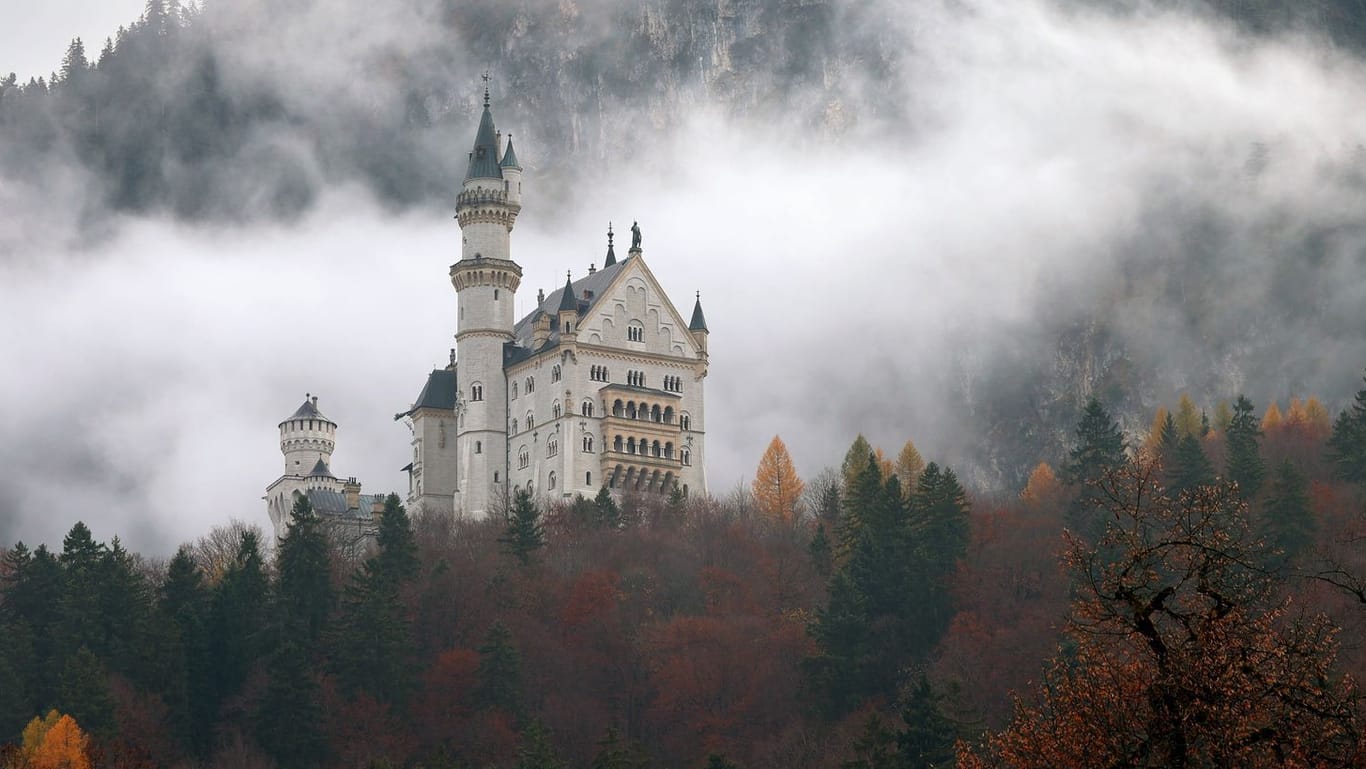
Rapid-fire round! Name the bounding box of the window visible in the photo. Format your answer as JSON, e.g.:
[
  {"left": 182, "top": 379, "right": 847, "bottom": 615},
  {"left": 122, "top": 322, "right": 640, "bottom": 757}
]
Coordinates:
[
  {"left": 475, "top": 441, "right": 482, "bottom": 454},
  {"left": 494, "top": 289, "right": 500, "bottom": 300},
  {"left": 548, "top": 471, "right": 557, "bottom": 490},
  {"left": 626, "top": 370, "right": 646, "bottom": 387},
  {"left": 518, "top": 446, "right": 530, "bottom": 469},
  {"left": 663, "top": 375, "right": 683, "bottom": 393},
  {"left": 590, "top": 365, "right": 610, "bottom": 382},
  {"left": 471, "top": 383, "right": 484, "bottom": 401},
  {"left": 526, "top": 411, "right": 535, "bottom": 429},
  {"left": 682, "top": 449, "right": 691, "bottom": 465},
  {"left": 494, "top": 471, "right": 500, "bottom": 483},
  {"left": 627, "top": 437, "right": 636, "bottom": 454},
  {"left": 511, "top": 418, "right": 518, "bottom": 433},
  {"left": 583, "top": 435, "right": 594, "bottom": 453},
  {"left": 681, "top": 415, "right": 691, "bottom": 431},
  {"left": 552, "top": 401, "right": 562, "bottom": 419},
  {"left": 586, "top": 471, "right": 592, "bottom": 486},
  {"left": 627, "top": 323, "right": 644, "bottom": 342},
  {"left": 582, "top": 400, "right": 594, "bottom": 417},
  {"left": 551, "top": 364, "right": 561, "bottom": 383},
  {"left": 652, "top": 440, "right": 661, "bottom": 457},
  {"left": 614, "top": 435, "right": 623, "bottom": 452},
  {"left": 526, "top": 377, "right": 534, "bottom": 394},
  {"left": 547, "top": 439, "right": 558, "bottom": 458},
  {"left": 512, "top": 382, "right": 519, "bottom": 399}
]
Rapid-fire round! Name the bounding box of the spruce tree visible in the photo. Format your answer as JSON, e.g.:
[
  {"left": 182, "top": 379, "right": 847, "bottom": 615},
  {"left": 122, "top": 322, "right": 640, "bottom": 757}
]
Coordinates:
[
  {"left": 1225, "top": 395, "right": 1266, "bottom": 499},
  {"left": 1327, "top": 371, "right": 1366, "bottom": 484},
  {"left": 208, "top": 530, "right": 270, "bottom": 710},
  {"left": 594, "top": 485, "right": 621, "bottom": 529},
  {"left": 1169, "top": 433, "right": 1215, "bottom": 496},
  {"left": 805, "top": 570, "right": 872, "bottom": 716},
  {"left": 500, "top": 488, "right": 545, "bottom": 565},
  {"left": 1061, "top": 398, "right": 1128, "bottom": 539},
  {"left": 160, "top": 547, "right": 212, "bottom": 758},
  {"left": 275, "top": 494, "right": 333, "bottom": 645},
  {"left": 843, "top": 714, "right": 899, "bottom": 769},
  {"left": 57, "top": 646, "right": 114, "bottom": 739},
  {"left": 374, "top": 493, "right": 419, "bottom": 582},
  {"left": 476, "top": 620, "right": 521, "bottom": 714},
  {"left": 898, "top": 674, "right": 957, "bottom": 769},
  {"left": 1260, "top": 461, "right": 1316, "bottom": 568},
  {"left": 255, "top": 641, "right": 327, "bottom": 769}
]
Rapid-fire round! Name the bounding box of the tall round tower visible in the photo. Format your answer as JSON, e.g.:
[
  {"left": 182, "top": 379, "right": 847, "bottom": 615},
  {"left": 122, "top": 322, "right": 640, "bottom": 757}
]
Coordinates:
[
  {"left": 450, "top": 88, "right": 522, "bottom": 517},
  {"left": 279, "top": 393, "right": 336, "bottom": 478}
]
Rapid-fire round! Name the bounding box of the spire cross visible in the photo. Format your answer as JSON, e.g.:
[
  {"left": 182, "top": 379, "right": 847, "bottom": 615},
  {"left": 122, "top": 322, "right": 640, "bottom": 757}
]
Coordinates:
[
  {"left": 607, "top": 222, "right": 614, "bottom": 246},
  {"left": 481, "top": 71, "right": 490, "bottom": 107}
]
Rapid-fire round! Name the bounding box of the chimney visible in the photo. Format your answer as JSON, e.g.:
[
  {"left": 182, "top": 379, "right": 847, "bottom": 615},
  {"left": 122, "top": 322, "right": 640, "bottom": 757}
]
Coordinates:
[
  {"left": 311, "top": 395, "right": 319, "bottom": 408},
  {"left": 343, "top": 477, "right": 361, "bottom": 510},
  {"left": 588, "top": 263, "right": 596, "bottom": 274},
  {"left": 371, "top": 496, "right": 385, "bottom": 517}
]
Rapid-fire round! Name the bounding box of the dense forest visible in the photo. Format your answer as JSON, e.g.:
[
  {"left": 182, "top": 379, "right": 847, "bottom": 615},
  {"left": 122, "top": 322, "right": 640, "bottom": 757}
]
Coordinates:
[{"left": 2, "top": 371, "right": 1365, "bottom": 767}]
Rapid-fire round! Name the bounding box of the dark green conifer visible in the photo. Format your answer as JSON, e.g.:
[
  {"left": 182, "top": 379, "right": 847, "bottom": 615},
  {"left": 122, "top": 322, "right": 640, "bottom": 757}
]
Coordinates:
[
  {"left": 516, "top": 720, "right": 564, "bottom": 769},
  {"left": 1061, "top": 398, "right": 1128, "bottom": 539},
  {"left": 898, "top": 674, "right": 957, "bottom": 768},
  {"left": 843, "top": 713, "right": 899, "bottom": 769},
  {"left": 594, "top": 485, "right": 621, "bottom": 529},
  {"left": 58, "top": 646, "right": 115, "bottom": 738},
  {"left": 208, "top": 530, "right": 270, "bottom": 708},
  {"left": 1225, "top": 395, "right": 1265, "bottom": 498},
  {"left": 500, "top": 488, "right": 545, "bottom": 565},
  {"left": 1260, "top": 460, "right": 1316, "bottom": 568},
  {"left": 1169, "top": 433, "right": 1215, "bottom": 496},
  {"left": 1328, "top": 371, "right": 1366, "bottom": 484},
  {"left": 276, "top": 494, "right": 333, "bottom": 645},
  {"left": 255, "top": 640, "right": 328, "bottom": 769},
  {"left": 476, "top": 620, "right": 521, "bottom": 714},
  {"left": 809, "top": 523, "right": 833, "bottom": 577}
]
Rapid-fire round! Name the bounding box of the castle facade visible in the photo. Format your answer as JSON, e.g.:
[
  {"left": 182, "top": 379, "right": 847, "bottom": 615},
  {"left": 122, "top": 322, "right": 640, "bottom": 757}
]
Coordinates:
[{"left": 395, "top": 93, "right": 709, "bottom": 518}]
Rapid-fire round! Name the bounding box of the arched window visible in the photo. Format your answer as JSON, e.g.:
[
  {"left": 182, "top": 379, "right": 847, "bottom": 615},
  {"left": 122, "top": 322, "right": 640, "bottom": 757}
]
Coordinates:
[
  {"left": 613, "top": 399, "right": 624, "bottom": 417},
  {"left": 627, "top": 322, "right": 644, "bottom": 342},
  {"left": 553, "top": 401, "right": 562, "bottom": 419},
  {"left": 526, "top": 377, "right": 534, "bottom": 394},
  {"left": 511, "top": 419, "right": 518, "bottom": 433},
  {"left": 681, "top": 414, "right": 691, "bottom": 431},
  {"left": 471, "top": 383, "right": 484, "bottom": 401},
  {"left": 627, "top": 437, "right": 636, "bottom": 454},
  {"left": 582, "top": 400, "right": 594, "bottom": 417},
  {"left": 627, "top": 402, "right": 637, "bottom": 420},
  {"left": 651, "top": 405, "right": 661, "bottom": 422},
  {"left": 475, "top": 441, "right": 482, "bottom": 454},
  {"left": 494, "top": 471, "right": 500, "bottom": 483},
  {"left": 551, "top": 364, "right": 561, "bottom": 383},
  {"left": 512, "top": 382, "right": 519, "bottom": 399},
  {"left": 664, "top": 406, "right": 674, "bottom": 423},
  {"left": 526, "top": 411, "right": 535, "bottom": 429},
  {"left": 518, "top": 446, "right": 530, "bottom": 469},
  {"left": 682, "top": 449, "right": 691, "bottom": 465},
  {"left": 652, "top": 440, "right": 661, "bottom": 458},
  {"left": 583, "top": 435, "right": 594, "bottom": 453},
  {"left": 548, "top": 471, "right": 557, "bottom": 490},
  {"left": 665, "top": 442, "right": 674, "bottom": 459},
  {"left": 614, "top": 435, "right": 623, "bottom": 452},
  {"left": 547, "top": 439, "right": 558, "bottom": 458}
]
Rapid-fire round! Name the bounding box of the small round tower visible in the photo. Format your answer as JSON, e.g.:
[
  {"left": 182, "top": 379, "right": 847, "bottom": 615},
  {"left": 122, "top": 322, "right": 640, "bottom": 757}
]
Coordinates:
[{"left": 279, "top": 393, "right": 336, "bottom": 478}]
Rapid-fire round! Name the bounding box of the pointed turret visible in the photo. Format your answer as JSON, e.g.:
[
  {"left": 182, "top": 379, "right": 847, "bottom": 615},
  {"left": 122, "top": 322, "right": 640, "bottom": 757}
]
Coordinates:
[
  {"left": 558, "top": 272, "right": 578, "bottom": 312},
  {"left": 689, "top": 292, "right": 709, "bottom": 332},
  {"left": 464, "top": 87, "right": 503, "bottom": 182},
  {"left": 604, "top": 223, "right": 617, "bottom": 267},
  {"left": 557, "top": 271, "right": 579, "bottom": 338},
  {"left": 499, "top": 134, "right": 521, "bottom": 170}
]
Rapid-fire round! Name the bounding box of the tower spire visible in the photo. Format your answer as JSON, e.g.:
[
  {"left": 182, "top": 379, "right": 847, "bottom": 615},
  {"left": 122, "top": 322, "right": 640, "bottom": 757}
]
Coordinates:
[{"left": 604, "top": 222, "right": 617, "bottom": 266}]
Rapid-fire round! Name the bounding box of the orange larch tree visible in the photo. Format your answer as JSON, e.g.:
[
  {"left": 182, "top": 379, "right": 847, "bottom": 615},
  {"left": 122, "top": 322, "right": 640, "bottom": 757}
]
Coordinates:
[{"left": 752, "top": 436, "right": 804, "bottom": 522}]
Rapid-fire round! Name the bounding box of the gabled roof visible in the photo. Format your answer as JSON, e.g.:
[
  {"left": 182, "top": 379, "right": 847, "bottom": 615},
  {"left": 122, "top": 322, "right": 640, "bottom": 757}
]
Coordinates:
[
  {"left": 689, "top": 294, "right": 709, "bottom": 332},
  {"left": 464, "top": 104, "right": 503, "bottom": 182},
  {"left": 308, "top": 458, "right": 334, "bottom": 478},
  {"left": 511, "top": 257, "right": 630, "bottom": 351},
  {"left": 395, "top": 368, "right": 457, "bottom": 419}
]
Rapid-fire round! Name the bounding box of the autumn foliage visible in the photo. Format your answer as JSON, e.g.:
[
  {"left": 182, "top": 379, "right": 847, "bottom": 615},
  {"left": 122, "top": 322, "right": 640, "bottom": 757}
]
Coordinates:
[{"left": 752, "top": 435, "right": 805, "bottom": 521}]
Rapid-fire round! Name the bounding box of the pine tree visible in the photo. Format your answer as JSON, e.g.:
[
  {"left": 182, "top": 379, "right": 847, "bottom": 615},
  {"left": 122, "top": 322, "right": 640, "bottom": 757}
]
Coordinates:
[
  {"left": 476, "top": 621, "right": 521, "bottom": 714},
  {"left": 208, "top": 530, "right": 269, "bottom": 710},
  {"left": 805, "top": 570, "right": 872, "bottom": 716},
  {"left": 374, "top": 493, "right": 419, "bottom": 582},
  {"left": 255, "top": 641, "right": 327, "bottom": 769},
  {"left": 1260, "top": 461, "right": 1316, "bottom": 568},
  {"left": 1327, "top": 371, "right": 1366, "bottom": 484},
  {"left": 500, "top": 488, "right": 545, "bottom": 565},
  {"left": 275, "top": 494, "right": 333, "bottom": 645},
  {"left": 1225, "top": 395, "right": 1265, "bottom": 499},
  {"left": 906, "top": 464, "right": 970, "bottom": 654},
  {"left": 1169, "top": 432, "right": 1215, "bottom": 496},
  {"left": 58, "top": 39, "right": 89, "bottom": 85},
  {"left": 55, "top": 524, "right": 105, "bottom": 665},
  {"left": 1158, "top": 411, "right": 1180, "bottom": 467},
  {"left": 594, "top": 485, "right": 621, "bottom": 529},
  {"left": 57, "top": 647, "right": 113, "bottom": 739},
  {"left": 159, "top": 546, "right": 212, "bottom": 758},
  {"left": 1061, "top": 398, "right": 1128, "bottom": 539},
  {"left": 753, "top": 435, "right": 804, "bottom": 521},
  {"left": 898, "top": 674, "right": 956, "bottom": 769},
  {"left": 516, "top": 720, "right": 564, "bottom": 769}
]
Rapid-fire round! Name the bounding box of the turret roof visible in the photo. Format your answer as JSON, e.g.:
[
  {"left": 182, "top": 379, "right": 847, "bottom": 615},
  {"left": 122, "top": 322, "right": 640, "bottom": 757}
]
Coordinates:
[
  {"left": 308, "top": 458, "right": 334, "bottom": 478},
  {"left": 286, "top": 396, "right": 331, "bottom": 423},
  {"left": 500, "top": 135, "right": 521, "bottom": 169},
  {"left": 464, "top": 102, "right": 504, "bottom": 182},
  {"left": 689, "top": 294, "right": 709, "bottom": 332},
  {"left": 558, "top": 272, "right": 578, "bottom": 312},
  {"left": 395, "top": 368, "right": 458, "bottom": 419},
  {"left": 604, "top": 224, "right": 617, "bottom": 267}
]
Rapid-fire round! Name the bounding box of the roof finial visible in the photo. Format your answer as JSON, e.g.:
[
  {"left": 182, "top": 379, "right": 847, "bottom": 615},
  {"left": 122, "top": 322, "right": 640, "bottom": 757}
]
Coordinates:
[
  {"left": 566, "top": 270, "right": 572, "bottom": 280},
  {"left": 481, "top": 71, "right": 490, "bottom": 108},
  {"left": 607, "top": 222, "right": 614, "bottom": 246},
  {"left": 696, "top": 291, "right": 700, "bottom": 301}
]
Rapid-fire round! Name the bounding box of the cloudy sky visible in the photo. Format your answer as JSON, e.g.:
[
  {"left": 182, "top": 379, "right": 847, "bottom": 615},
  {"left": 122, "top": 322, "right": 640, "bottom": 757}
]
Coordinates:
[
  {"left": 2, "top": 0, "right": 146, "bottom": 81},
  {"left": 3, "top": 0, "right": 1366, "bottom": 554}
]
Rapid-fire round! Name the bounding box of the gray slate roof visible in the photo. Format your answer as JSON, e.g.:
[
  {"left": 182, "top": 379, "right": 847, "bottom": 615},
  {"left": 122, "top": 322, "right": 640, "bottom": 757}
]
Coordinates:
[
  {"left": 464, "top": 105, "right": 504, "bottom": 182},
  {"left": 306, "top": 488, "right": 380, "bottom": 520},
  {"left": 500, "top": 135, "right": 521, "bottom": 169},
  {"left": 396, "top": 368, "right": 458, "bottom": 419},
  {"left": 511, "top": 257, "right": 630, "bottom": 354},
  {"left": 689, "top": 296, "right": 708, "bottom": 332},
  {"left": 308, "top": 458, "right": 334, "bottom": 478},
  {"left": 287, "top": 397, "right": 331, "bottom": 422},
  {"left": 557, "top": 273, "right": 578, "bottom": 312}
]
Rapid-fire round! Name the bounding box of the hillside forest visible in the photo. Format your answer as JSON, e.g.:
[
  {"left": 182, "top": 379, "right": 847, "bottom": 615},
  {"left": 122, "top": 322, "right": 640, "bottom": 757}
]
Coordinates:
[{"left": 2, "top": 371, "right": 1365, "bottom": 768}]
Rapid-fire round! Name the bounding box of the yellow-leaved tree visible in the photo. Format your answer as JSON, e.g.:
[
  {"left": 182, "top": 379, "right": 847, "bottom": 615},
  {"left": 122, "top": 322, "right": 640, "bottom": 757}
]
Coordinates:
[
  {"left": 873, "top": 447, "right": 895, "bottom": 481},
  {"left": 1020, "top": 462, "right": 1064, "bottom": 514},
  {"left": 21, "top": 711, "right": 90, "bottom": 769},
  {"left": 1141, "top": 406, "right": 1170, "bottom": 458},
  {"left": 894, "top": 440, "right": 925, "bottom": 494},
  {"left": 753, "top": 436, "right": 804, "bottom": 522},
  {"left": 1263, "top": 401, "right": 1283, "bottom": 431},
  {"left": 1175, "top": 393, "right": 1201, "bottom": 437}
]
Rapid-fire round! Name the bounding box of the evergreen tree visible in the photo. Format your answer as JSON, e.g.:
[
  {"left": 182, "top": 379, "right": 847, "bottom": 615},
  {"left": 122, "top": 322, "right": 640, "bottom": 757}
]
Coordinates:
[
  {"left": 1158, "top": 411, "right": 1180, "bottom": 465},
  {"left": 374, "top": 493, "right": 419, "bottom": 582},
  {"left": 594, "top": 485, "right": 621, "bottom": 529},
  {"left": 1169, "top": 433, "right": 1215, "bottom": 496},
  {"left": 1, "top": 544, "right": 62, "bottom": 709},
  {"left": 208, "top": 530, "right": 270, "bottom": 710},
  {"left": 805, "top": 571, "right": 872, "bottom": 716},
  {"left": 816, "top": 478, "right": 842, "bottom": 528},
  {"left": 0, "top": 619, "right": 35, "bottom": 742},
  {"left": 843, "top": 714, "right": 899, "bottom": 769},
  {"left": 275, "top": 494, "right": 333, "bottom": 645},
  {"left": 841, "top": 435, "right": 875, "bottom": 494},
  {"left": 476, "top": 621, "right": 521, "bottom": 714},
  {"left": 56, "top": 523, "right": 105, "bottom": 662},
  {"left": 898, "top": 674, "right": 956, "bottom": 769},
  {"left": 809, "top": 524, "right": 833, "bottom": 577},
  {"left": 255, "top": 641, "right": 327, "bottom": 769},
  {"left": 95, "top": 538, "right": 153, "bottom": 684},
  {"left": 58, "top": 39, "right": 89, "bottom": 85},
  {"left": 1260, "top": 461, "right": 1316, "bottom": 568},
  {"left": 1327, "top": 371, "right": 1366, "bottom": 484},
  {"left": 1225, "top": 395, "right": 1266, "bottom": 499},
  {"left": 500, "top": 488, "right": 545, "bottom": 565},
  {"left": 1061, "top": 398, "right": 1128, "bottom": 539},
  {"left": 905, "top": 464, "right": 970, "bottom": 655},
  {"left": 516, "top": 720, "right": 564, "bottom": 769},
  {"left": 160, "top": 546, "right": 212, "bottom": 758},
  {"left": 57, "top": 647, "right": 114, "bottom": 739}
]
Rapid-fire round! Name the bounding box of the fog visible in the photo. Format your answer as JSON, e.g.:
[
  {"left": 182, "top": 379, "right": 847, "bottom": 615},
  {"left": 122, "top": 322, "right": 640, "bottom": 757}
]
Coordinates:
[{"left": 3, "top": 0, "right": 1366, "bottom": 552}]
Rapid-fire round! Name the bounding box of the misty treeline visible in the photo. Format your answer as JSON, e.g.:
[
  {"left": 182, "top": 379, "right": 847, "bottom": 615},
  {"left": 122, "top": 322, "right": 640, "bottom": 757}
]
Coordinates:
[{"left": 2, "top": 372, "right": 1366, "bottom": 768}]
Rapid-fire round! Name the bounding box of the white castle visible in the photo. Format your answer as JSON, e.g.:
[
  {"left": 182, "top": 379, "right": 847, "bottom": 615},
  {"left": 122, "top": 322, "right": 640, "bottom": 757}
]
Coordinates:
[{"left": 266, "top": 89, "right": 709, "bottom": 537}]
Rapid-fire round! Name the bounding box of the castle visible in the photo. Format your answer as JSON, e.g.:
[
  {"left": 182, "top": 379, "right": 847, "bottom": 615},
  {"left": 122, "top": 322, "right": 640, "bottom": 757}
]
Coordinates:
[
  {"left": 266, "top": 88, "right": 709, "bottom": 537},
  {"left": 396, "top": 90, "right": 710, "bottom": 518}
]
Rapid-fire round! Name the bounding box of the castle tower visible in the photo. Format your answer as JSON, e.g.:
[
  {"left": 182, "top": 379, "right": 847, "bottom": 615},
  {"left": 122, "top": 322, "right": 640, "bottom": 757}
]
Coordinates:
[
  {"left": 450, "top": 87, "right": 522, "bottom": 518},
  {"left": 266, "top": 394, "right": 340, "bottom": 538}
]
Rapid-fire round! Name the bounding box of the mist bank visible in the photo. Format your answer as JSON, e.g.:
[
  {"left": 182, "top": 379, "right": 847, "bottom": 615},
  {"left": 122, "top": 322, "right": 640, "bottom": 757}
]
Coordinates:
[{"left": 3, "top": 0, "right": 1366, "bottom": 551}]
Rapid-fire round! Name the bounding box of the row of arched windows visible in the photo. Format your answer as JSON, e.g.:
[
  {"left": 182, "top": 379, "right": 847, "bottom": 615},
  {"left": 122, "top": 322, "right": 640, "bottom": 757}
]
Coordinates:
[
  {"left": 547, "top": 439, "right": 558, "bottom": 458},
  {"left": 583, "top": 435, "right": 594, "bottom": 452},
  {"left": 590, "top": 365, "right": 609, "bottom": 382},
  {"left": 470, "top": 384, "right": 483, "bottom": 401},
  {"left": 582, "top": 400, "right": 594, "bottom": 417},
  {"left": 518, "top": 447, "right": 530, "bottom": 468},
  {"left": 611, "top": 435, "right": 677, "bottom": 460},
  {"left": 626, "top": 370, "right": 646, "bottom": 387},
  {"left": 551, "top": 364, "right": 562, "bottom": 383},
  {"left": 663, "top": 375, "right": 684, "bottom": 393},
  {"left": 610, "top": 399, "right": 676, "bottom": 424},
  {"left": 627, "top": 323, "right": 644, "bottom": 342}
]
